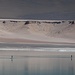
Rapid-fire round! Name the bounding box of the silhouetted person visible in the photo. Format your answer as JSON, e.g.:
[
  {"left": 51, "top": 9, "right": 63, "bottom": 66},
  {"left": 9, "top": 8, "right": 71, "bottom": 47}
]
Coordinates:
[
  {"left": 71, "top": 55, "right": 72, "bottom": 61},
  {"left": 11, "top": 55, "right": 13, "bottom": 62}
]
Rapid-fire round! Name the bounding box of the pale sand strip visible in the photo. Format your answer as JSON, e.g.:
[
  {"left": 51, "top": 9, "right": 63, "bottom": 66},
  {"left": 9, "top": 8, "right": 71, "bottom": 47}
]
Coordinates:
[
  {"left": 0, "top": 37, "right": 75, "bottom": 44},
  {"left": 0, "top": 37, "right": 50, "bottom": 43}
]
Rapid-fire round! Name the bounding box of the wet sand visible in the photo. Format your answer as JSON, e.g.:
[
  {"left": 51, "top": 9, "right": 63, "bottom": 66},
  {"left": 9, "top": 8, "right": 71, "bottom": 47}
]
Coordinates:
[
  {"left": 0, "top": 42, "right": 75, "bottom": 58},
  {"left": 0, "top": 50, "right": 75, "bottom": 58}
]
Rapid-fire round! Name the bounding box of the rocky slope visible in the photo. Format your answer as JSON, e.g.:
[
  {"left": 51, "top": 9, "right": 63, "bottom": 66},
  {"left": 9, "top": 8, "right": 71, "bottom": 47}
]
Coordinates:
[{"left": 0, "top": 19, "right": 75, "bottom": 43}]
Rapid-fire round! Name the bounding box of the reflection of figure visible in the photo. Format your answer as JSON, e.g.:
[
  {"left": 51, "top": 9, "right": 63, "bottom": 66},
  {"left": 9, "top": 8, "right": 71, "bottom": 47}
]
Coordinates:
[{"left": 71, "top": 55, "right": 72, "bottom": 61}]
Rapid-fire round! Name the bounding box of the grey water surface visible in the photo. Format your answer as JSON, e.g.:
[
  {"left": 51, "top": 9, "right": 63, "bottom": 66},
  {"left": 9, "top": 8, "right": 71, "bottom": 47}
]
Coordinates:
[
  {"left": 0, "top": 56, "right": 74, "bottom": 75},
  {"left": 0, "top": 43, "right": 75, "bottom": 75}
]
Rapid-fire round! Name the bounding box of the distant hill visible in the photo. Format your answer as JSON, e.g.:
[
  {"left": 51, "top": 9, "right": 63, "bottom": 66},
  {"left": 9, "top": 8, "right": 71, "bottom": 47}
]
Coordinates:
[{"left": 0, "top": 19, "right": 75, "bottom": 43}]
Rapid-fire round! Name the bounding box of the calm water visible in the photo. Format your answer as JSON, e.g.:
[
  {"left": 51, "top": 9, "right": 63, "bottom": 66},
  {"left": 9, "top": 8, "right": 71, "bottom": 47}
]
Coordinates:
[{"left": 0, "top": 56, "right": 74, "bottom": 75}]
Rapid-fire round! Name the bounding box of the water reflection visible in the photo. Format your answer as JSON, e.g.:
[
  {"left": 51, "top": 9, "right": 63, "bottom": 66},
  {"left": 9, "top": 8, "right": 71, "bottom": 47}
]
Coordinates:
[{"left": 0, "top": 56, "right": 74, "bottom": 75}]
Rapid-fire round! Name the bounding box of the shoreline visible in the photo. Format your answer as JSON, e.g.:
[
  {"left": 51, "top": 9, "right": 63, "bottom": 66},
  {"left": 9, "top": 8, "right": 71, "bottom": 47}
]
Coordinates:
[{"left": 0, "top": 50, "right": 75, "bottom": 57}]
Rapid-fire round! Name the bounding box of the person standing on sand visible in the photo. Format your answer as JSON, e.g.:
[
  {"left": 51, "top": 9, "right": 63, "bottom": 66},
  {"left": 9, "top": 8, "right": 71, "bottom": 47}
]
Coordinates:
[{"left": 71, "top": 55, "right": 72, "bottom": 61}]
